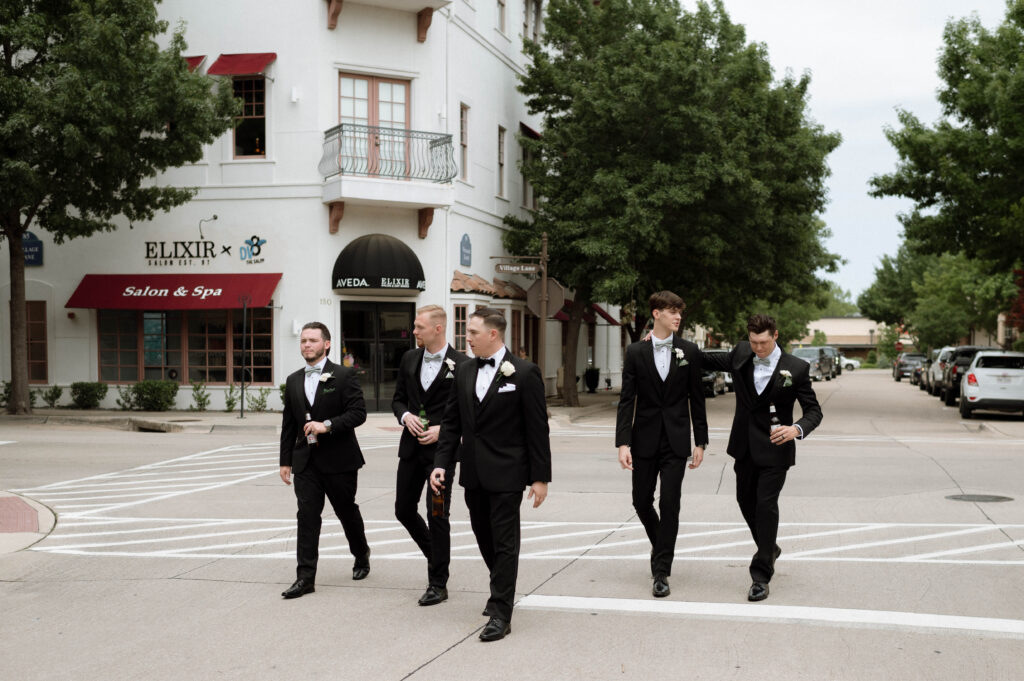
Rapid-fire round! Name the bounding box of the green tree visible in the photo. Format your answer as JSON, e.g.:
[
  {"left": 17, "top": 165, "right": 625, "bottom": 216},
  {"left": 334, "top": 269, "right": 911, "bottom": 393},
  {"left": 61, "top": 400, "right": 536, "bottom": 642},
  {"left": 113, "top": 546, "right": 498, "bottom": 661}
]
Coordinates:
[
  {"left": 1, "top": 0, "right": 237, "bottom": 413},
  {"left": 908, "top": 253, "right": 1016, "bottom": 349},
  {"left": 506, "top": 0, "right": 839, "bottom": 404},
  {"left": 816, "top": 281, "right": 858, "bottom": 317},
  {"left": 869, "top": 2, "right": 1024, "bottom": 271},
  {"left": 811, "top": 330, "right": 828, "bottom": 345},
  {"left": 857, "top": 240, "right": 937, "bottom": 326}
]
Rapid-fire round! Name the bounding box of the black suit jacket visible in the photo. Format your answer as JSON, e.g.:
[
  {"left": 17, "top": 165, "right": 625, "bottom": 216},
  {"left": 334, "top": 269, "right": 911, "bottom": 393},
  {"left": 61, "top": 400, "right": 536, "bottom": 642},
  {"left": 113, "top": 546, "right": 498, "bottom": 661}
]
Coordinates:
[
  {"left": 615, "top": 336, "right": 709, "bottom": 458},
  {"left": 280, "top": 359, "right": 367, "bottom": 474},
  {"left": 435, "top": 350, "right": 552, "bottom": 492},
  {"left": 702, "top": 342, "right": 822, "bottom": 467},
  {"left": 391, "top": 345, "right": 469, "bottom": 461}
]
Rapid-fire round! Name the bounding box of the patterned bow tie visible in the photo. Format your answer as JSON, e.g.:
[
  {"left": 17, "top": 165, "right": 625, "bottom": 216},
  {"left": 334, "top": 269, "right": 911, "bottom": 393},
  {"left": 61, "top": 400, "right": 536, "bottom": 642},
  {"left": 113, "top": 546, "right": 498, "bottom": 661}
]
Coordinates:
[
  {"left": 476, "top": 356, "right": 495, "bottom": 368},
  {"left": 304, "top": 365, "right": 322, "bottom": 375},
  {"left": 423, "top": 352, "right": 443, "bottom": 364},
  {"left": 653, "top": 338, "right": 673, "bottom": 350},
  {"left": 752, "top": 356, "right": 771, "bottom": 367}
]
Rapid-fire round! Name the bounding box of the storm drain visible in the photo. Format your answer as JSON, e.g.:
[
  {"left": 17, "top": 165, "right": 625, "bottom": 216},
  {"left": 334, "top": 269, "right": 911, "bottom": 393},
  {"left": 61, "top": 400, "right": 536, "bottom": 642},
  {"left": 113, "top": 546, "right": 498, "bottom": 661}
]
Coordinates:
[{"left": 946, "top": 494, "right": 1013, "bottom": 503}]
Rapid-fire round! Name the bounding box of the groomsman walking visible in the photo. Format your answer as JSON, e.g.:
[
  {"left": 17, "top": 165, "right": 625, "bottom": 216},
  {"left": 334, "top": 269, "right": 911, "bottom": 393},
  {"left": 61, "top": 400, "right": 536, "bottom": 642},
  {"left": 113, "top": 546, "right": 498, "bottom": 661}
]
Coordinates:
[
  {"left": 279, "top": 322, "right": 371, "bottom": 599},
  {"left": 431, "top": 308, "right": 551, "bottom": 642},
  {"left": 392, "top": 305, "right": 469, "bottom": 606},
  {"left": 616, "top": 291, "right": 708, "bottom": 598},
  {"left": 701, "top": 314, "right": 822, "bottom": 601}
]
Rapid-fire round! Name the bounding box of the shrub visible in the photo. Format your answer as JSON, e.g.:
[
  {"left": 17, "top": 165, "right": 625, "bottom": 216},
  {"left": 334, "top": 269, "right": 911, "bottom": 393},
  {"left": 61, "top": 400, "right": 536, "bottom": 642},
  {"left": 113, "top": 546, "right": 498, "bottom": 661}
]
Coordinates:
[
  {"left": 279, "top": 383, "right": 287, "bottom": 406},
  {"left": 70, "top": 382, "right": 108, "bottom": 409},
  {"left": 247, "top": 386, "right": 272, "bottom": 413},
  {"left": 132, "top": 380, "right": 179, "bottom": 411},
  {"left": 42, "top": 385, "right": 63, "bottom": 408},
  {"left": 866, "top": 350, "right": 877, "bottom": 365},
  {"left": 190, "top": 381, "right": 211, "bottom": 412},
  {"left": 224, "top": 384, "right": 239, "bottom": 413},
  {"left": 1013, "top": 336, "right": 1024, "bottom": 352},
  {"left": 115, "top": 385, "right": 139, "bottom": 411},
  {"left": 0, "top": 381, "right": 9, "bottom": 408}
]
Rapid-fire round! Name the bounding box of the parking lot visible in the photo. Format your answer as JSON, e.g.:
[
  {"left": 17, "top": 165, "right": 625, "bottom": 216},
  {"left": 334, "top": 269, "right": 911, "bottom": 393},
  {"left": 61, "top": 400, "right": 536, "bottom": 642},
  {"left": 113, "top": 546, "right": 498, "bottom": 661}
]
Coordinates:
[{"left": 2, "top": 369, "right": 1023, "bottom": 680}]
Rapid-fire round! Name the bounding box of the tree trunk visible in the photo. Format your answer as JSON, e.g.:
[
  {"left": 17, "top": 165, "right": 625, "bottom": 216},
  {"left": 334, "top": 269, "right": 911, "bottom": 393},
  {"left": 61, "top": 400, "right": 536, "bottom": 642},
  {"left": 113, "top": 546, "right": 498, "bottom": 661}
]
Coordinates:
[
  {"left": 626, "top": 312, "right": 648, "bottom": 343},
  {"left": 560, "top": 295, "right": 589, "bottom": 407},
  {"left": 6, "top": 225, "right": 31, "bottom": 414}
]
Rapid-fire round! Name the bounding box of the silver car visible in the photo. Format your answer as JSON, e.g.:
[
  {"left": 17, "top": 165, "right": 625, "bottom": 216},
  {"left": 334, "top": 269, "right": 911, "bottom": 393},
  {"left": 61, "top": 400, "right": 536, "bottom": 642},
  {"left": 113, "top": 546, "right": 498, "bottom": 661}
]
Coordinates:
[
  {"left": 928, "top": 346, "right": 955, "bottom": 396},
  {"left": 959, "top": 351, "right": 1024, "bottom": 419}
]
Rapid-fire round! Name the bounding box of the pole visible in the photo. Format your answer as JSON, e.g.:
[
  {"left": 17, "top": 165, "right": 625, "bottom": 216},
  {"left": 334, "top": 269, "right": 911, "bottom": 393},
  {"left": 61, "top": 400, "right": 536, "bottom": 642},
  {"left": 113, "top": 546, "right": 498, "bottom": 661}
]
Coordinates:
[{"left": 538, "top": 232, "right": 548, "bottom": 394}]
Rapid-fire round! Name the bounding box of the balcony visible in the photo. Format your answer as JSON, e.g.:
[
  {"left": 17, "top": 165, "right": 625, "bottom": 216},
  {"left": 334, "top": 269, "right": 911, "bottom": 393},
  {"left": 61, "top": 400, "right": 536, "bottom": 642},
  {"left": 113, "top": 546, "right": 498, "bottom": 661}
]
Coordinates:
[{"left": 319, "top": 123, "right": 456, "bottom": 235}]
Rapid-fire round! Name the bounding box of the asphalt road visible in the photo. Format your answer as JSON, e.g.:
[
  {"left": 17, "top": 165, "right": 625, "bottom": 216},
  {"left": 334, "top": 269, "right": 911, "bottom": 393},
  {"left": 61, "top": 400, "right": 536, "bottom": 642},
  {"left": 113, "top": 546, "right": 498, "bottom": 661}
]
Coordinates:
[{"left": 2, "top": 369, "right": 1023, "bottom": 680}]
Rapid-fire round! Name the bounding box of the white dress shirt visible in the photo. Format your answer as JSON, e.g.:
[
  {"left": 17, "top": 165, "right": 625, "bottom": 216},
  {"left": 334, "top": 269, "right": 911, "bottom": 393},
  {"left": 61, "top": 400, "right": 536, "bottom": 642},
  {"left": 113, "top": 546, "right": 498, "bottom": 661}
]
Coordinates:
[
  {"left": 753, "top": 345, "right": 781, "bottom": 395},
  {"left": 420, "top": 348, "right": 446, "bottom": 391},
  {"left": 651, "top": 333, "right": 673, "bottom": 381},
  {"left": 304, "top": 357, "right": 328, "bottom": 405},
  {"left": 475, "top": 346, "right": 507, "bottom": 402}
]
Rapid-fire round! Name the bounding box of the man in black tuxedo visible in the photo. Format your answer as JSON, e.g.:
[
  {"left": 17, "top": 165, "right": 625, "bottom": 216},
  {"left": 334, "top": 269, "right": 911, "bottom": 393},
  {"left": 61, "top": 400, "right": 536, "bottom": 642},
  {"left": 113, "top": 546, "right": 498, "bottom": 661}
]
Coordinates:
[
  {"left": 616, "top": 290, "right": 708, "bottom": 598},
  {"left": 701, "top": 314, "right": 822, "bottom": 601},
  {"left": 392, "top": 304, "right": 469, "bottom": 606},
  {"left": 430, "top": 308, "right": 551, "bottom": 642},
  {"left": 279, "top": 322, "right": 370, "bottom": 599}
]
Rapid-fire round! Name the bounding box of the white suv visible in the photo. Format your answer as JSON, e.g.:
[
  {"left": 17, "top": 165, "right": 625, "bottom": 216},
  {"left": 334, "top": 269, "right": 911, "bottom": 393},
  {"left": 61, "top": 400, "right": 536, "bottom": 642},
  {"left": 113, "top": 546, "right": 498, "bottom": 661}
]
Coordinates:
[
  {"left": 928, "top": 346, "right": 955, "bottom": 396},
  {"left": 959, "top": 351, "right": 1024, "bottom": 419}
]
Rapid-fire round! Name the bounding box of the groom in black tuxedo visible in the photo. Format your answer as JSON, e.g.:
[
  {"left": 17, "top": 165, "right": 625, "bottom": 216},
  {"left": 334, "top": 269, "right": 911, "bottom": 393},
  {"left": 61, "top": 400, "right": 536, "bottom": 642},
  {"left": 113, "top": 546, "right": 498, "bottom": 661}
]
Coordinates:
[
  {"left": 431, "top": 307, "right": 551, "bottom": 642},
  {"left": 279, "top": 322, "right": 370, "bottom": 599},
  {"left": 392, "top": 304, "right": 469, "bottom": 606},
  {"left": 616, "top": 290, "right": 708, "bottom": 598},
  {"left": 701, "top": 314, "right": 822, "bottom": 601}
]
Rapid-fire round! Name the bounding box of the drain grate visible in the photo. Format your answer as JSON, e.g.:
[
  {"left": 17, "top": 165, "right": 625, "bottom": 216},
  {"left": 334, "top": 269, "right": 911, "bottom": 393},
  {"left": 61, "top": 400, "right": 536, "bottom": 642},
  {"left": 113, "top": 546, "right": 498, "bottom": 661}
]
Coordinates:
[{"left": 947, "top": 494, "right": 1013, "bottom": 503}]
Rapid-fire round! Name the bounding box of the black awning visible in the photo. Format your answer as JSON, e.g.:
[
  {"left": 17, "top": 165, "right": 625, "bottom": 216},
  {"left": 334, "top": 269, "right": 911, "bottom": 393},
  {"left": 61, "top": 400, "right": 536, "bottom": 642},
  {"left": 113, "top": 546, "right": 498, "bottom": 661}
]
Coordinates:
[{"left": 332, "top": 234, "right": 426, "bottom": 294}]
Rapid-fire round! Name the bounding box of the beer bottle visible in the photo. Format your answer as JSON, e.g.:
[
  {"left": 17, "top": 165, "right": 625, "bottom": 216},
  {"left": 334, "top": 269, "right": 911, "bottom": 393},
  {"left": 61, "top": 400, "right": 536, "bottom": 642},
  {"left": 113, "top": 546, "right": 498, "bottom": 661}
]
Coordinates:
[
  {"left": 769, "top": 403, "right": 782, "bottom": 434},
  {"left": 431, "top": 488, "right": 445, "bottom": 518},
  {"left": 305, "top": 412, "right": 318, "bottom": 446}
]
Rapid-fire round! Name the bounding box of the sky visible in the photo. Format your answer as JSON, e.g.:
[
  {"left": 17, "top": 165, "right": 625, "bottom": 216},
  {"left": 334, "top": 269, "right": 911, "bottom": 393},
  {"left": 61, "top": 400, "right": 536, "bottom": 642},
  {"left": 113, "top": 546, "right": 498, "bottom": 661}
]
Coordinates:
[{"left": 682, "top": 0, "right": 1010, "bottom": 300}]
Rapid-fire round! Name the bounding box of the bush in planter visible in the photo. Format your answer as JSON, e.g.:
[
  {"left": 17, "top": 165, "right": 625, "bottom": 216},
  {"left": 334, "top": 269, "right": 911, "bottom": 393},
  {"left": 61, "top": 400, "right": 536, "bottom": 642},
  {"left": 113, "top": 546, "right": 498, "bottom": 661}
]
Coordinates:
[
  {"left": 190, "top": 381, "right": 211, "bottom": 412},
  {"left": 247, "top": 386, "right": 272, "bottom": 413},
  {"left": 224, "top": 384, "right": 239, "bottom": 413},
  {"left": 115, "top": 385, "right": 139, "bottom": 411},
  {"left": 42, "top": 385, "right": 63, "bottom": 408},
  {"left": 279, "top": 383, "right": 287, "bottom": 406},
  {"left": 132, "top": 380, "right": 179, "bottom": 411},
  {"left": 70, "top": 382, "right": 108, "bottom": 409}
]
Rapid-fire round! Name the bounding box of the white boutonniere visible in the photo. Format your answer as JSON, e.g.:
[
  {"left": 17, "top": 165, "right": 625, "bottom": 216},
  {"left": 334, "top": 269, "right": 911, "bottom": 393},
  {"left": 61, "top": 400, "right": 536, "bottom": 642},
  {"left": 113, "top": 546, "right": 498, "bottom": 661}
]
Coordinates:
[
  {"left": 499, "top": 360, "right": 516, "bottom": 378},
  {"left": 780, "top": 369, "right": 792, "bottom": 387},
  {"left": 319, "top": 372, "right": 333, "bottom": 383},
  {"left": 674, "top": 348, "right": 688, "bottom": 367},
  {"left": 444, "top": 358, "right": 456, "bottom": 372}
]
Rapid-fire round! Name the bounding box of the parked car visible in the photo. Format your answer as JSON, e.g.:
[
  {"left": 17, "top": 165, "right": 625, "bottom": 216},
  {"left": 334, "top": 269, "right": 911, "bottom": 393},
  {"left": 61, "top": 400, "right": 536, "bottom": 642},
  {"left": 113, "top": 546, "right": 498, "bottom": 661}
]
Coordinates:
[
  {"left": 839, "top": 355, "right": 861, "bottom": 371},
  {"left": 893, "top": 352, "right": 926, "bottom": 382},
  {"left": 704, "top": 349, "right": 734, "bottom": 392},
  {"left": 938, "top": 345, "right": 999, "bottom": 406},
  {"left": 820, "top": 346, "right": 841, "bottom": 377},
  {"left": 928, "top": 346, "right": 956, "bottom": 396},
  {"left": 911, "top": 363, "right": 926, "bottom": 386},
  {"left": 919, "top": 349, "right": 939, "bottom": 392},
  {"left": 959, "top": 351, "right": 1024, "bottom": 419},
  {"left": 791, "top": 347, "right": 829, "bottom": 381},
  {"left": 702, "top": 367, "right": 726, "bottom": 397}
]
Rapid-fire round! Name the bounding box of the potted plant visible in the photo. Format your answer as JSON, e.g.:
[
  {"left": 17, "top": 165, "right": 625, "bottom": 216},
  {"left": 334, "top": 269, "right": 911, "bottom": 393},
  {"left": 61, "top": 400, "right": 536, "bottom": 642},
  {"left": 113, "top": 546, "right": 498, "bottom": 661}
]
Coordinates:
[{"left": 584, "top": 366, "right": 600, "bottom": 393}]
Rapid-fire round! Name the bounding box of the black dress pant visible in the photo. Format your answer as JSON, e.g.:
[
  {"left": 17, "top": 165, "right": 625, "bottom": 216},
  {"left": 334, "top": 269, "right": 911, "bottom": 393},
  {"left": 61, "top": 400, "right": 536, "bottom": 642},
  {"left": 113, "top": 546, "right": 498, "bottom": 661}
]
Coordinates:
[
  {"left": 293, "top": 463, "right": 369, "bottom": 582},
  {"left": 734, "top": 455, "right": 788, "bottom": 583},
  {"left": 395, "top": 450, "right": 454, "bottom": 587},
  {"left": 464, "top": 487, "right": 524, "bottom": 622},
  {"left": 631, "top": 437, "right": 687, "bottom": 578}
]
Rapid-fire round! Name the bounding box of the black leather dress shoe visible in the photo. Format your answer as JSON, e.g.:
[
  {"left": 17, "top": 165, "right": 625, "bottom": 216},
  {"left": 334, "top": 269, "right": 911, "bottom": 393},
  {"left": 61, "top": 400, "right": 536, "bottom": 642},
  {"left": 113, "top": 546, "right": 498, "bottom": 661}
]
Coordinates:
[
  {"left": 479, "top": 617, "right": 511, "bottom": 642},
  {"left": 281, "top": 579, "right": 314, "bottom": 599},
  {"left": 748, "top": 581, "right": 769, "bottom": 601},
  {"left": 352, "top": 547, "right": 371, "bottom": 581},
  {"left": 652, "top": 575, "right": 670, "bottom": 598},
  {"left": 418, "top": 585, "right": 448, "bottom": 606}
]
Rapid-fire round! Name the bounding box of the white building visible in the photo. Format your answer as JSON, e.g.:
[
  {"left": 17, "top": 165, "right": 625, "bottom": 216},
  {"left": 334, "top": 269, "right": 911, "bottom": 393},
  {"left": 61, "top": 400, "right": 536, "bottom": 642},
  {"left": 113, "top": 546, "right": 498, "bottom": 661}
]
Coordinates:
[{"left": 0, "top": 0, "right": 624, "bottom": 410}]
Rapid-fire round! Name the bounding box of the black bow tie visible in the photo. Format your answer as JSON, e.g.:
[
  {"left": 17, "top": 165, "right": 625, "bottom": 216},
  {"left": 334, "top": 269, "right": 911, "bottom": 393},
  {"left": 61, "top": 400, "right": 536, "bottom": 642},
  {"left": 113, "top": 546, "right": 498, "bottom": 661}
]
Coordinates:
[{"left": 476, "top": 357, "right": 495, "bottom": 368}]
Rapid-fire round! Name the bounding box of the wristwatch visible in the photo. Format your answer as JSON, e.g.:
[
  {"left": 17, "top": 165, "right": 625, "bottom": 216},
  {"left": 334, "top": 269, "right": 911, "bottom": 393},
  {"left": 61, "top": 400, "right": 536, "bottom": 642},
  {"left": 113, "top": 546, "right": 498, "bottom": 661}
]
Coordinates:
[{"left": 322, "top": 419, "right": 332, "bottom": 432}]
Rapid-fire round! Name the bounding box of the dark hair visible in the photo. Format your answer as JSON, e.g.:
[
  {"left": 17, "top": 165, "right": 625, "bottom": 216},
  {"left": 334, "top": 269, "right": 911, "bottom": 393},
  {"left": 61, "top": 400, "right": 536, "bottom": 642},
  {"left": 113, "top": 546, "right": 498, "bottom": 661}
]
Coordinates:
[
  {"left": 302, "top": 321, "right": 331, "bottom": 342},
  {"left": 649, "top": 290, "right": 685, "bottom": 313},
  {"left": 746, "top": 314, "right": 777, "bottom": 336},
  {"left": 471, "top": 307, "right": 507, "bottom": 337}
]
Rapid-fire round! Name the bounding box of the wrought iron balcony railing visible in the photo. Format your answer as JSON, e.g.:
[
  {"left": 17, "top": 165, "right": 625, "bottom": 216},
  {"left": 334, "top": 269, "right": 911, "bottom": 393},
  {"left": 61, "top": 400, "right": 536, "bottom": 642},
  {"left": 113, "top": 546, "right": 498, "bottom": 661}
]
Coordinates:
[{"left": 318, "top": 123, "right": 457, "bottom": 182}]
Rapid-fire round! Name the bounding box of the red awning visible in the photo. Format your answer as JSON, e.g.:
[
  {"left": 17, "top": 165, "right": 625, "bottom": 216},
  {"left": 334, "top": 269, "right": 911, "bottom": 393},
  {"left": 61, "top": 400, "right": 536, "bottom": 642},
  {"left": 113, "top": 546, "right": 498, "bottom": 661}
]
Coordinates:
[
  {"left": 207, "top": 52, "right": 277, "bottom": 76},
  {"left": 66, "top": 274, "right": 282, "bottom": 310},
  {"left": 184, "top": 55, "right": 206, "bottom": 72}
]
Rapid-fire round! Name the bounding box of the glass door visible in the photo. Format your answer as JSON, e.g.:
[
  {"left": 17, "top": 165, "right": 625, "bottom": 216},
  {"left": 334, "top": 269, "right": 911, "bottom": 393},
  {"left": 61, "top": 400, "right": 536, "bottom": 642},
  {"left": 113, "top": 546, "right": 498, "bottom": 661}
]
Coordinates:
[{"left": 340, "top": 301, "right": 415, "bottom": 412}]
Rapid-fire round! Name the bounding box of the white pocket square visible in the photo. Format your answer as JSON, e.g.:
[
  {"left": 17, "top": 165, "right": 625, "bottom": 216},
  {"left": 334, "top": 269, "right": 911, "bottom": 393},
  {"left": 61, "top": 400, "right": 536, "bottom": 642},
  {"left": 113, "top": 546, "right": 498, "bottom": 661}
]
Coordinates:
[{"left": 497, "top": 384, "right": 517, "bottom": 393}]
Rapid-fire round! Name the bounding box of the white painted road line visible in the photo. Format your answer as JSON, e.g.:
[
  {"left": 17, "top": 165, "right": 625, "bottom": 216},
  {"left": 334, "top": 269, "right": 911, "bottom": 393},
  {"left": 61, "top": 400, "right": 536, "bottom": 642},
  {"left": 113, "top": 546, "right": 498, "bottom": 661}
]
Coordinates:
[{"left": 516, "top": 595, "right": 1024, "bottom": 638}]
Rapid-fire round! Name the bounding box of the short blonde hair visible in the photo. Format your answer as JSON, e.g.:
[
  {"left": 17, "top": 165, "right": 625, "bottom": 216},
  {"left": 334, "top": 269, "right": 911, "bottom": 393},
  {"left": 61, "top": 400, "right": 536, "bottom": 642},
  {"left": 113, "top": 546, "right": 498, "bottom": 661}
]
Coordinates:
[{"left": 417, "top": 304, "right": 447, "bottom": 326}]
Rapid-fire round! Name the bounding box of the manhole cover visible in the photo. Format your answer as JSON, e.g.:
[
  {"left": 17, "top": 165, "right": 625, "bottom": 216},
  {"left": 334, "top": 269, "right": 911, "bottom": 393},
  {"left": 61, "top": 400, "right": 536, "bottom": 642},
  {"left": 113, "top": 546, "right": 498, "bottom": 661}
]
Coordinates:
[{"left": 947, "top": 494, "right": 1013, "bottom": 503}]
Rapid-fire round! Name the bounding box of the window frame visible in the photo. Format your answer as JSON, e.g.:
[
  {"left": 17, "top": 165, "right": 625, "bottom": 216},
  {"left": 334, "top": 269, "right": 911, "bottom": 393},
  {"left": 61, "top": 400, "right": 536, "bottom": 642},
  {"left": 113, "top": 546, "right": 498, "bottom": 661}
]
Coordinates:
[
  {"left": 232, "top": 76, "right": 267, "bottom": 159},
  {"left": 459, "top": 104, "right": 470, "bottom": 181},
  {"left": 453, "top": 304, "right": 468, "bottom": 352},
  {"left": 497, "top": 126, "right": 506, "bottom": 197}
]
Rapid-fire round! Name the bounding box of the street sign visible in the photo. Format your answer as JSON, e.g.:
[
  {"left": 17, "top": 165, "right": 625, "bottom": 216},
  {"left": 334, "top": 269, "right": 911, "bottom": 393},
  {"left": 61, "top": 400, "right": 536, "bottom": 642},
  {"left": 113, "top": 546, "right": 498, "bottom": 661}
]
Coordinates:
[
  {"left": 495, "top": 263, "right": 541, "bottom": 274},
  {"left": 895, "top": 341, "right": 904, "bottom": 352},
  {"left": 527, "top": 278, "right": 564, "bottom": 318}
]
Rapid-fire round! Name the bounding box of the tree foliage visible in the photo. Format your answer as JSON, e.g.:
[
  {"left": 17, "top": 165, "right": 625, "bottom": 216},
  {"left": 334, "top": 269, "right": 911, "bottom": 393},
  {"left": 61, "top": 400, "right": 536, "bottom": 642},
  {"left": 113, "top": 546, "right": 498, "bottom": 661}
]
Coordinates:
[
  {"left": 505, "top": 0, "right": 839, "bottom": 403},
  {"left": 869, "top": 1, "right": 1024, "bottom": 270},
  {"left": 857, "top": 240, "right": 938, "bottom": 326},
  {"left": 1, "top": 0, "right": 237, "bottom": 413}
]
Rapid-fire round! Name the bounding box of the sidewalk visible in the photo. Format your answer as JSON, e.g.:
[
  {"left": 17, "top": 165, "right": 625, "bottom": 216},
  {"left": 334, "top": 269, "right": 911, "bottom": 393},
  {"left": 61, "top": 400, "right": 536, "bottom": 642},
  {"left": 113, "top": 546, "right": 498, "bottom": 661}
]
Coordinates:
[{"left": 0, "top": 389, "right": 621, "bottom": 434}]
